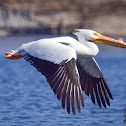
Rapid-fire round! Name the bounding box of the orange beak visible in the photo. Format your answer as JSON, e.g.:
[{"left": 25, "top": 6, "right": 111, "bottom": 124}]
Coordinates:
[{"left": 90, "top": 35, "right": 126, "bottom": 48}]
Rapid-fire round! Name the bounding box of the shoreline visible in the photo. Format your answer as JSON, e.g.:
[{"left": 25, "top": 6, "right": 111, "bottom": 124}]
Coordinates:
[{"left": 0, "top": 1, "right": 126, "bottom": 36}]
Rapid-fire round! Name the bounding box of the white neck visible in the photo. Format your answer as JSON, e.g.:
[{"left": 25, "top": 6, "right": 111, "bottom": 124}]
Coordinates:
[{"left": 76, "top": 34, "right": 99, "bottom": 56}]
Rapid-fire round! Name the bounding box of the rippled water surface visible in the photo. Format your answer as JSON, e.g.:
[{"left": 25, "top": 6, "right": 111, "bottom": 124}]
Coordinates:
[{"left": 0, "top": 34, "right": 126, "bottom": 126}]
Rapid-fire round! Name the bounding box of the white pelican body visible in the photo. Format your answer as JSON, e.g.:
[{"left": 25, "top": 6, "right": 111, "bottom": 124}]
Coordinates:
[
  {"left": 4, "top": 29, "right": 126, "bottom": 114},
  {"left": 19, "top": 36, "right": 98, "bottom": 61}
]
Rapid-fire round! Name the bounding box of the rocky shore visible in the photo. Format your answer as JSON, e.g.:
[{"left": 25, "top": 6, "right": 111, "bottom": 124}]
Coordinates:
[{"left": 0, "top": 0, "right": 126, "bottom": 36}]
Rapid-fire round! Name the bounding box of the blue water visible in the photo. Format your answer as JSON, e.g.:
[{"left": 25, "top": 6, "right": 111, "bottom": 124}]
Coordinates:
[{"left": 0, "top": 34, "right": 126, "bottom": 126}]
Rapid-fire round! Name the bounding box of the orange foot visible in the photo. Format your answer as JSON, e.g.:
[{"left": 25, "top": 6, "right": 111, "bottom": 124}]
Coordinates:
[
  {"left": 4, "top": 52, "right": 11, "bottom": 55},
  {"left": 4, "top": 52, "right": 22, "bottom": 60}
]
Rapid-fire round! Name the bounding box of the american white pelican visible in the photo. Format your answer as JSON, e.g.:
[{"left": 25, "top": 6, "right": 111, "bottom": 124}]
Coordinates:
[{"left": 4, "top": 29, "right": 126, "bottom": 114}]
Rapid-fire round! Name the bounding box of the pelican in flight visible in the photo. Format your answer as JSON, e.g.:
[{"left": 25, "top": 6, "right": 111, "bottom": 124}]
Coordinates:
[{"left": 4, "top": 29, "right": 126, "bottom": 114}]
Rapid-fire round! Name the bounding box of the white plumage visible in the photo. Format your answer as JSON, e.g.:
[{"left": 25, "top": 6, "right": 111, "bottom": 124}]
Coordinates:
[
  {"left": 5, "top": 29, "right": 126, "bottom": 114},
  {"left": 18, "top": 37, "right": 77, "bottom": 64}
]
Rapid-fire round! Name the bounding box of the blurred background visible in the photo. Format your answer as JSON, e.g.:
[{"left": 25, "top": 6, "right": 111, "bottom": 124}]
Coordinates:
[{"left": 0, "top": 0, "right": 126, "bottom": 36}]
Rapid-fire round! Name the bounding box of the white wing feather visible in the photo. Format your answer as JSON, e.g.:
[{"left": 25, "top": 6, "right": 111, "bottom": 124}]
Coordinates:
[{"left": 18, "top": 39, "right": 77, "bottom": 64}]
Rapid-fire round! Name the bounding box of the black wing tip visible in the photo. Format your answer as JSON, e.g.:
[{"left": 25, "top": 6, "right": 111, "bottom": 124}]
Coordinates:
[
  {"left": 98, "top": 104, "right": 102, "bottom": 108},
  {"left": 103, "top": 104, "right": 106, "bottom": 108},
  {"left": 110, "top": 95, "right": 113, "bottom": 100},
  {"left": 62, "top": 106, "right": 65, "bottom": 109},
  {"left": 77, "top": 60, "right": 114, "bottom": 109},
  {"left": 108, "top": 103, "right": 110, "bottom": 107},
  {"left": 78, "top": 109, "right": 81, "bottom": 113},
  {"left": 92, "top": 100, "right": 95, "bottom": 105},
  {"left": 82, "top": 104, "right": 84, "bottom": 108},
  {"left": 57, "top": 96, "right": 60, "bottom": 100},
  {"left": 67, "top": 108, "right": 70, "bottom": 114}
]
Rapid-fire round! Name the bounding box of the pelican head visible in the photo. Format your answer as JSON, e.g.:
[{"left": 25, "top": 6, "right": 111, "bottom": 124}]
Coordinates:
[{"left": 74, "top": 29, "right": 126, "bottom": 48}]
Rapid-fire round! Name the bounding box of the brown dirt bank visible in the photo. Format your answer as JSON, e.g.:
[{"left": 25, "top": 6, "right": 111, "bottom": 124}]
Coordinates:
[{"left": 0, "top": 0, "right": 126, "bottom": 36}]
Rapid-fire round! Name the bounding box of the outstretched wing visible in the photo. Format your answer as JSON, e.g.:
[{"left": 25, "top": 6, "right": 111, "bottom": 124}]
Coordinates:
[
  {"left": 77, "top": 57, "right": 113, "bottom": 108},
  {"left": 18, "top": 40, "right": 84, "bottom": 114}
]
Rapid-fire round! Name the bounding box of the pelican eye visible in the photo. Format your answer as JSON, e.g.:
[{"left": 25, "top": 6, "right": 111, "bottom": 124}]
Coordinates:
[{"left": 93, "top": 33, "right": 101, "bottom": 37}]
